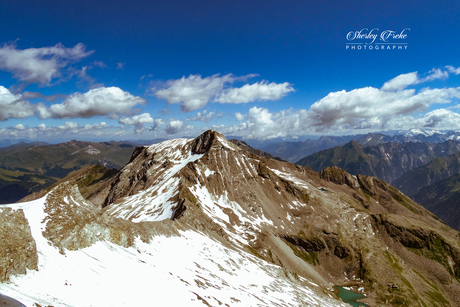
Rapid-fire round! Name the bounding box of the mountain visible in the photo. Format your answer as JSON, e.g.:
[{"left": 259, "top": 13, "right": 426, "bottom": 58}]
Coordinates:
[
  {"left": 393, "top": 152, "right": 460, "bottom": 198},
  {"left": 260, "top": 134, "right": 364, "bottom": 162},
  {"left": 18, "top": 164, "right": 118, "bottom": 204},
  {"left": 297, "top": 140, "right": 460, "bottom": 184},
  {"left": 0, "top": 140, "right": 137, "bottom": 203},
  {"left": 1, "top": 130, "right": 460, "bottom": 306},
  {"left": 0, "top": 139, "right": 48, "bottom": 148},
  {"left": 410, "top": 173, "right": 460, "bottom": 231},
  {"left": 257, "top": 130, "right": 460, "bottom": 163}
]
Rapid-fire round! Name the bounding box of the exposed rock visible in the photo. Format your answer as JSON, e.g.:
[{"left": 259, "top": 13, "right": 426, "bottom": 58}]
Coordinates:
[
  {"left": 129, "top": 146, "right": 146, "bottom": 163},
  {"left": 281, "top": 235, "right": 326, "bottom": 252},
  {"left": 0, "top": 207, "right": 37, "bottom": 282},
  {"left": 319, "top": 166, "right": 360, "bottom": 189}
]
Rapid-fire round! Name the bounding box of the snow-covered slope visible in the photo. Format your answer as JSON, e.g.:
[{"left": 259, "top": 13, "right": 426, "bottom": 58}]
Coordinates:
[{"left": 0, "top": 183, "right": 345, "bottom": 307}]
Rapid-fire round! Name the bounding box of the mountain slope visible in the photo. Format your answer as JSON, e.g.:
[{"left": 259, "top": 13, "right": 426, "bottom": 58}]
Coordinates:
[
  {"left": 297, "top": 140, "right": 460, "bottom": 184},
  {"left": 393, "top": 152, "right": 460, "bottom": 197},
  {"left": 0, "top": 140, "right": 137, "bottom": 203},
  {"left": 1, "top": 130, "right": 460, "bottom": 306},
  {"left": 411, "top": 173, "right": 460, "bottom": 231}
]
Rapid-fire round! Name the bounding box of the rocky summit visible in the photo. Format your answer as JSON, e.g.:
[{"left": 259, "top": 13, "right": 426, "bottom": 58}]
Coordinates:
[{"left": 1, "top": 130, "right": 460, "bottom": 306}]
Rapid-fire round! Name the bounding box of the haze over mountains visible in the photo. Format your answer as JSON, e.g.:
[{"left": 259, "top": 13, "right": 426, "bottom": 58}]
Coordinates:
[{"left": 2, "top": 130, "right": 460, "bottom": 306}]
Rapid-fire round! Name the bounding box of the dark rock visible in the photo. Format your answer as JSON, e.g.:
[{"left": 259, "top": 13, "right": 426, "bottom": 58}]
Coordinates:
[
  {"left": 281, "top": 235, "right": 325, "bottom": 252},
  {"left": 191, "top": 130, "right": 219, "bottom": 154},
  {"left": 128, "top": 146, "right": 146, "bottom": 163},
  {"left": 333, "top": 244, "right": 350, "bottom": 259}
]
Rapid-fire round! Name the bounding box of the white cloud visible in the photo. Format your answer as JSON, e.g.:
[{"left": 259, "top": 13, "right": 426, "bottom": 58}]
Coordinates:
[
  {"left": 235, "top": 112, "right": 246, "bottom": 121},
  {"left": 381, "top": 72, "right": 418, "bottom": 91},
  {"left": 84, "top": 122, "right": 109, "bottom": 130},
  {"left": 119, "top": 113, "right": 165, "bottom": 134},
  {"left": 116, "top": 62, "right": 125, "bottom": 70},
  {"left": 14, "top": 123, "right": 25, "bottom": 130},
  {"left": 187, "top": 110, "right": 222, "bottom": 122},
  {"left": 0, "top": 121, "right": 113, "bottom": 139},
  {"left": 422, "top": 68, "right": 449, "bottom": 82},
  {"left": 215, "top": 81, "right": 294, "bottom": 103},
  {"left": 224, "top": 67, "right": 460, "bottom": 140},
  {"left": 154, "top": 73, "right": 291, "bottom": 112},
  {"left": 446, "top": 65, "right": 460, "bottom": 75},
  {"left": 0, "top": 42, "right": 93, "bottom": 85},
  {"left": 0, "top": 86, "right": 35, "bottom": 120},
  {"left": 43, "top": 87, "right": 145, "bottom": 119},
  {"left": 308, "top": 86, "right": 460, "bottom": 130},
  {"left": 58, "top": 121, "right": 79, "bottom": 131},
  {"left": 165, "top": 119, "right": 185, "bottom": 135},
  {"left": 382, "top": 68, "right": 450, "bottom": 92},
  {"left": 155, "top": 74, "right": 235, "bottom": 112}
]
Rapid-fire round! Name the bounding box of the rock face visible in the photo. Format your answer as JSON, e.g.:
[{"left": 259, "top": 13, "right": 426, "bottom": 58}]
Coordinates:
[
  {"left": 0, "top": 208, "right": 37, "bottom": 282},
  {"left": 3, "top": 130, "right": 460, "bottom": 307}
]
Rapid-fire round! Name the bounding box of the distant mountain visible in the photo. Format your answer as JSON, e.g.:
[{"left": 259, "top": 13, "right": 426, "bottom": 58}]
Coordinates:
[
  {"left": 259, "top": 135, "right": 364, "bottom": 162},
  {"left": 0, "top": 140, "right": 48, "bottom": 148},
  {"left": 0, "top": 140, "right": 137, "bottom": 203},
  {"left": 412, "top": 173, "right": 460, "bottom": 231},
  {"left": 296, "top": 140, "right": 460, "bottom": 184},
  {"left": 255, "top": 130, "right": 460, "bottom": 163},
  {"left": 393, "top": 152, "right": 460, "bottom": 197},
  {"left": 228, "top": 139, "right": 286, "bottom": 161}
]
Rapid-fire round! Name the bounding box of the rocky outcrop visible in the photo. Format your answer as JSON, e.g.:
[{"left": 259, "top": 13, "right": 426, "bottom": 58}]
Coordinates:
[
  {"left": 319, "top": 166, "right": 360, "bottom": 189},
  {"left": 0, "top": 208, "right": 37, "bottom": 282},
  {"left": 281, "top": 235, "right": 326, "bottom": 252}
]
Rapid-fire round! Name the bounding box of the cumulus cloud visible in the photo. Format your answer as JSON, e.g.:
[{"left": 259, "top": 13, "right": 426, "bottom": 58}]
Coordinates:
[
  {"left": 119, "top": 113, "right": 165, "bottom": 134},
  {"left": 187, "top": 110, "right": 223, "bottom": 122},
  {"left": 155, "top": 74, "right": 235, "bottom": 112},
  {"left": 42, "top": 87, "right": 145, "bottom": 119},
  {"left": 0, "top": 42, "right": 93, "bottom": 85},
  {"left": 235, "top": 112, "right": 246, "bottom": 121},
  {"left": 154, "top": 73, "right": 292, "bottom": 112},
  {"left": 308, "top": 86, "right": 460, "bottom": 130},
  {"left": 223, "top": 67, "right": 460, "bottom": 140},
  {"left": 165, "top": 119, "right": 185, "bottom": 135},
  {"left": 215, "top": 81, "right": 294, "bottom": 103},
  {"left": 0, "top": 86, "right": 35, "bottom": 120},
  {"left": 14, "top": 123, "right": 25, "bottom": 130}
]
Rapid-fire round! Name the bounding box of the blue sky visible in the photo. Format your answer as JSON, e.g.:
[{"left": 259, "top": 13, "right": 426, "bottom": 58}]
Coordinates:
[{"left": 1, "top": 0, "right": 460, "bottom": 142}]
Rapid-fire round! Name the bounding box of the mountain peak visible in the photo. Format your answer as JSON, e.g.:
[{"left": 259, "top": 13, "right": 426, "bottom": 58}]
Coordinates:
[{"left": 191, "top": 130, "right": 238, "bottom": 154}]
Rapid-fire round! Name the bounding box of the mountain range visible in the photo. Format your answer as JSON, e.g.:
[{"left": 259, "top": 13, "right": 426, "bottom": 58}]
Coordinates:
[
  {"left": 1, "top": 130, "right": 460, "bottom": 306},
  {"left": 257, "top": 129, "right": 460, "bottom": 163},
  {"left": 296, "top": 140, "right": 460, "bottom": 184}
]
